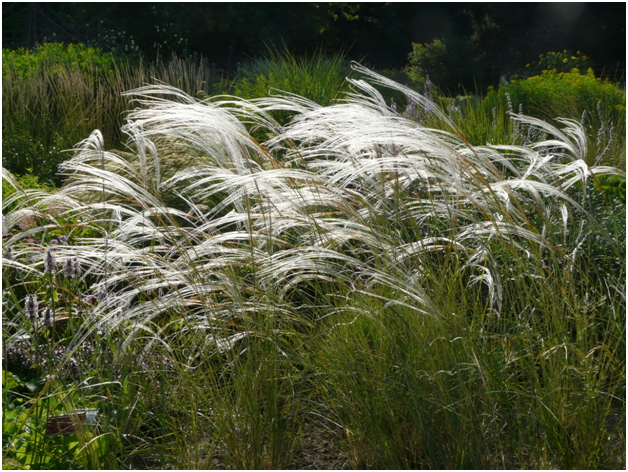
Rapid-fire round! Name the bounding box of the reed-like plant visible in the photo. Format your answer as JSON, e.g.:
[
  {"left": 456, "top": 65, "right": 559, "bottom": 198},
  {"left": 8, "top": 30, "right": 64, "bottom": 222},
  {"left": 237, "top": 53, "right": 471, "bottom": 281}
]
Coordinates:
[
  {"left": 231, "top": 46, "right": 354, "bottom": 126},
  {"left": 2, "top": 44, "right": 225, "bottom": 186},
  {"left": 3, "top": 62, "right": 624, "bottom": 468}
]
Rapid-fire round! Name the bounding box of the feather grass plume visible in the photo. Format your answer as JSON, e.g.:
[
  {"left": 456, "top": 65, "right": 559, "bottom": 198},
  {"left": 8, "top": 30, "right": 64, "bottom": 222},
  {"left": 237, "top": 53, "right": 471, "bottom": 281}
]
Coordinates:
[{"left": 6, "top": 64, "right": 623, "bottom": 360}]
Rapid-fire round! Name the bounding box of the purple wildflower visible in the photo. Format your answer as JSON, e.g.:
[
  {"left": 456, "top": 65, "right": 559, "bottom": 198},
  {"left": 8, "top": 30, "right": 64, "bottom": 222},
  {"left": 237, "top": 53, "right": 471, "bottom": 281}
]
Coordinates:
[
  {"left": 41, "top": 306, "right": 54, "bottom": 327},
  {"left": 82, "top": 295, "right": 98, "bottom": 304},
  {"left": 63, "top": 257, "right": 76, "bottom": 278},
  {"left": 404, "top": 96, "right": 419, "bottom": 120},
  {"left": 25, "top": 295, "right": 39, "bottom": 319},
  {"left": 44, "top": 249, "right": 57, "bottom": 274}
]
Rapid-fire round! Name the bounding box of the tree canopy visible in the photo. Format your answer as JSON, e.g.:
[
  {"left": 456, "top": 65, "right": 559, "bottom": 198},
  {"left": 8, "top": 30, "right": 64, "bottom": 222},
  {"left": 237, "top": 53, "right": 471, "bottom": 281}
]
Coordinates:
[{"left": 2, "top": 2, "right": 625, "bottom": 89}]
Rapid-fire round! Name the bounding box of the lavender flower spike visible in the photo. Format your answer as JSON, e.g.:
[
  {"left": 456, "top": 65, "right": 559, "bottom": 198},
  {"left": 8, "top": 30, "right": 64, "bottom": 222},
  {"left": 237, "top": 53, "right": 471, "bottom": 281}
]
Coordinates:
[
  {"left": 41, "top": 306, "right": 54, "bottom": 327},
  {"left": 44, "top": 249, "right": 57, "bottom": 274},
  {"left": 25, "top": 295, "right": 39, "bottom": 319},
  {"left": 63, "top": 257, "right": 77, "bottom": 278},
  {"left": 73, "top": 258, "right": 82, "bottom": 277}
]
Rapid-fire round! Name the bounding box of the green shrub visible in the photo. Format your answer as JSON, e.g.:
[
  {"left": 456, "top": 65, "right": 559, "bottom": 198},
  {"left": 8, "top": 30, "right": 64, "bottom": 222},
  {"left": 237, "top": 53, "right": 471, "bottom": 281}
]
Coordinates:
[
  {"left": 525, "top": 50, "right": 593, "bottom": 76},
  {"left": 405, "top": 38, "right": 483, "bottom": 95},
  {"left": 2, "top": 173, "right": 55, "bottom": 213},
  {"left": 487, "top": 68, "right": 625, "bottom": 119},
  {"left": 405, "top": 39, "right": 448, "bottom": 85},
  {"left": 2, "top": 43, "right": 131, "bottom": 82},
  {"left": 484, "top": 68, "right": 626, "bottom": 166}
]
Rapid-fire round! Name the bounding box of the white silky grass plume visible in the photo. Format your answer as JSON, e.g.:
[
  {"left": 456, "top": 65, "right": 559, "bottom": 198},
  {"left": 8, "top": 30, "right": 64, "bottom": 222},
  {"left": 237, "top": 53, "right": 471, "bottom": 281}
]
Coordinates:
[{"left": 7, "top": 64, "right": 623, "bottom": 357}]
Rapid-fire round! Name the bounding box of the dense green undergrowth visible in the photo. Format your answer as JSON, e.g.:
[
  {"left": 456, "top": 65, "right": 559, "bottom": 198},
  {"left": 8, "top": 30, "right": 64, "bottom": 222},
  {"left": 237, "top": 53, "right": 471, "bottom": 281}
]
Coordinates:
[
  {"left": 2, "top": 45, "right": 626, "bottom": 470},
  {"left": 3, "top": 43, "right": 625, "bottom": 186}
]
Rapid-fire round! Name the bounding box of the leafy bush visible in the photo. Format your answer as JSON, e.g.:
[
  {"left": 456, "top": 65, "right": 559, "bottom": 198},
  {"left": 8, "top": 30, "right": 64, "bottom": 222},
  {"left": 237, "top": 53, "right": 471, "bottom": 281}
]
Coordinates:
[
  {"left": 405, "top": 38, "right": 483, "bottom": 95},
  {"left": 525, "top": 50, "right": 593, "bottom": 76},
  {"left": 484, "top": 68, "right": 626, "bottom": 166},
  {"left": 2, "top": 174, "right": 55, "bottom": 209},
  {"left": 487, "top": 68, "right": 625, "bottom": 119},
  {"left": 2, "top": 43, "right": 129, "bottom": 81}
]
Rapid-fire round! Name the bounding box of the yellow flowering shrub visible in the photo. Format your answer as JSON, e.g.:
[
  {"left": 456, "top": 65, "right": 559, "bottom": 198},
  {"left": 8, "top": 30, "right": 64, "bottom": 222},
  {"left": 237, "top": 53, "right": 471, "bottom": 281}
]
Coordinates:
[
  {"left": 526, "top": 50, "right": 591, "bottom": 75},
  {"left": 486, "top": 68, "right": 625, "bottom": 122}
]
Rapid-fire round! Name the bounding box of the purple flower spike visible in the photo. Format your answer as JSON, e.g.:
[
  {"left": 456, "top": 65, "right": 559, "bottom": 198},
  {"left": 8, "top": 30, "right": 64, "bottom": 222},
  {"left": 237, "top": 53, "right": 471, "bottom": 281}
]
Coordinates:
[
  {"left": 44, "top": 249, "right": 57, "bottom": 274},
  {"left": 63, "top": 258, "right": 76, "bottom": 278},
  {"left": 82, "top": 295, "right": 98, "bottom": 304},
  {"left": 41, "top": 306, "right": 54, "bottom": 327},
  {"left": 73, "top": 259, "right": 81, "bottom": 277},
  {"left": 25, "top": 295, "right": 39, "bottom": 319},
  {"left": 59, "top": 236, "right": 68, "bottom": 245}
]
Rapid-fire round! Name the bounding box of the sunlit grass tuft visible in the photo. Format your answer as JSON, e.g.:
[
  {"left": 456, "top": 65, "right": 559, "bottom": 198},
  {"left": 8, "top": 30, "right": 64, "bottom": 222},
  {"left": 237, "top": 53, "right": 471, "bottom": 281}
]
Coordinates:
[{"left": 3, "top": 62, "right": 624, "bottom": 469}]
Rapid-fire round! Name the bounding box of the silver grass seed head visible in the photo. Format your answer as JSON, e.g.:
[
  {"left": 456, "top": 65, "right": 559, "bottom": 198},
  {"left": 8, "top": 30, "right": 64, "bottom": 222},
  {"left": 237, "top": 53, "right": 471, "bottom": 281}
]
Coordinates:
[
  {"left": 505, "top": 92, "right": 513, "bottom": 114},
  {"left": 97, "top": 286, "right": 108, "bottom": 303}
]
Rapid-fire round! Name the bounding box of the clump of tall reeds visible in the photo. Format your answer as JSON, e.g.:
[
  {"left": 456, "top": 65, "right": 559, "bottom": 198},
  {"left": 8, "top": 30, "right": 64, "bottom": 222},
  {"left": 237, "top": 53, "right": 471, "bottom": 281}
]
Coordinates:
[
  {"left": 2, "top": 44, "right": 225, "bottom": 186},
  {"left": 3, "top": 62, "right": 624, "bottom": 468}
]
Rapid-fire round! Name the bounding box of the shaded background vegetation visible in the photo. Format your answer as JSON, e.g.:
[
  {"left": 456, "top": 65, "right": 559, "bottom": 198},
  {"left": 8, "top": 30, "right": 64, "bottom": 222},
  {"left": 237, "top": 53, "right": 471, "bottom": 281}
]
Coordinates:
[{"left": 3, "top": 2, "right": 626, "bottom": 91}]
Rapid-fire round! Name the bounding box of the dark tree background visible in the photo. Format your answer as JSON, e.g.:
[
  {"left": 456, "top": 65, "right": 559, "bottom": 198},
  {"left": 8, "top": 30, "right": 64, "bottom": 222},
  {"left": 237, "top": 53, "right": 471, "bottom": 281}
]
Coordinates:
[{"left": 2, "top": 2, "right": 626, "bottom": 88}]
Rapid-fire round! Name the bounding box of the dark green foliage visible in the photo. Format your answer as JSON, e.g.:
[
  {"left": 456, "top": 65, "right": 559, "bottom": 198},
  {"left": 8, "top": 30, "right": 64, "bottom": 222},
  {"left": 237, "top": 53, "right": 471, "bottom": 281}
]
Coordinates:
[
  {"left": 406, "top": 37, "right": 484, "bottom": 94},
  {"left": 232, "top": 47, "right": 353, "bottom": 125},
  {"left": 3, "top": 3, "right": 624, "bottom": 85}
]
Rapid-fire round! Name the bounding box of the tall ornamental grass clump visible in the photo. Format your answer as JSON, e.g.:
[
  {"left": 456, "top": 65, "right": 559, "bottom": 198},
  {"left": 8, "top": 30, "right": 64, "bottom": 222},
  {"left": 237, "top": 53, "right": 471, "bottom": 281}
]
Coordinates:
[
  {"left": 231, "top": 47, "right": 354, "bottom": 125},
  {"left": 2, "top": 43, "right": 224, "bottom": 186},
  {"left": 3, "top": 63, "right": 625, "bottom": 468},
  {"left": 2, "top": 43, "right": 130, "bottom": 184}
]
